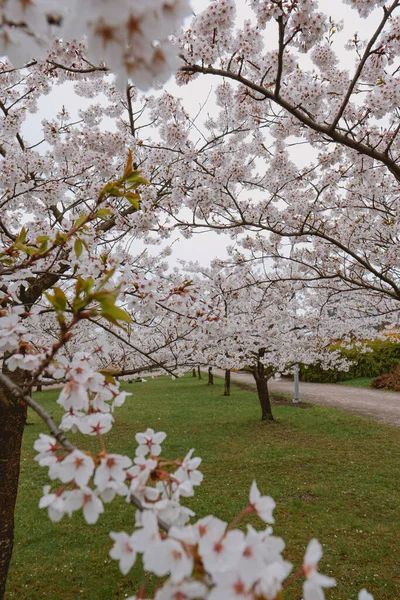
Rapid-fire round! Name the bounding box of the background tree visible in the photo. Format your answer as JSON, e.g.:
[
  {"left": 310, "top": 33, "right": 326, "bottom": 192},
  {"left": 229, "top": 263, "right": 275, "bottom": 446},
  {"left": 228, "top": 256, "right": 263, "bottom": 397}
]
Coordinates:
[
  {"left": 182, "top": 261, "right": 351, "bottom": 420},
  {"left": 152, "top": 0, "right": 400, "bottom": 319}
]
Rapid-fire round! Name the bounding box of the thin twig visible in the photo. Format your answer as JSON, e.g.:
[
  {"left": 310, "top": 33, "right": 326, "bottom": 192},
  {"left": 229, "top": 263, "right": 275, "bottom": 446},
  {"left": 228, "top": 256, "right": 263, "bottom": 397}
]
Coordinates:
[
  {"left": 0, "top": 371, "right": 170, "bottom": 531},
  {"left": 0, "top": 372, "right": 75, "bottom": 450}
]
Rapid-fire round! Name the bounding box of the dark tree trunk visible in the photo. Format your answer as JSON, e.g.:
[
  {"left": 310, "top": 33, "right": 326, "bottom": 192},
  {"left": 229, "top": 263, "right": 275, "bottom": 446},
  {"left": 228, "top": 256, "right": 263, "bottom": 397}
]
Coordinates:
[
  {"left": 192, "top": 368, "right": 196, "bottom": 378},
  {"left": 224, "top": 369, "right": 231, "bottom": 396},
  {"left": 0, "top": 378, "right": 26, "bottom": 598},
  {"left": 252, "top": 358, "right": 273, "bottom": 421},
  {"left": 197, "top": 366, "right": 202, "bottom": 379},
  {"left": 208, "top": 367, "right": 214, "bottom": 385},
  {"left": 36, "top": 384, "right": 42, "bottom": 392}
]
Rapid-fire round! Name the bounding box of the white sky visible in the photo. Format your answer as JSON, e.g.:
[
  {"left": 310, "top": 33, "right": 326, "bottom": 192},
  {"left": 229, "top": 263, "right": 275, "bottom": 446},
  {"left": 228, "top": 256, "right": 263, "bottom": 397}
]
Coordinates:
[{"left": 21, "top": 0, "right": 381, "bottom": 267}]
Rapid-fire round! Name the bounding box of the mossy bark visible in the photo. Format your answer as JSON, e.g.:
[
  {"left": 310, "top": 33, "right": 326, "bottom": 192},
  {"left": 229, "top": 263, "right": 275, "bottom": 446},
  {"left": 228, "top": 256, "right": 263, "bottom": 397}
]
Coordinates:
[
  {"left": 252, "top": 358, "right": 273, "bottom": 421},
  {"left": 0, "top": 378, "right": 26, "bottom": 599},
  {"left": 224, "top": 369, "right": 231, "bottom": 396}
]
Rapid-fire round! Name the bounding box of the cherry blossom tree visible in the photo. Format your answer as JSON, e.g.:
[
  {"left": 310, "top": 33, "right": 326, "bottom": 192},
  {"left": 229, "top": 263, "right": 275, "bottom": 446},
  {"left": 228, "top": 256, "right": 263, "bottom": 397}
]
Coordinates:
[
  {"left": 0, "top": 1, "right": 391, "bottom": 598},
  {"left": 181, "top": 260, "right": 353, "bottom": 420},
  {"left": 151, "top": 0, "right": 400, "bottom": 322},
  {"left": 0, "top": 0, "right": 205, "bottom": 584}
]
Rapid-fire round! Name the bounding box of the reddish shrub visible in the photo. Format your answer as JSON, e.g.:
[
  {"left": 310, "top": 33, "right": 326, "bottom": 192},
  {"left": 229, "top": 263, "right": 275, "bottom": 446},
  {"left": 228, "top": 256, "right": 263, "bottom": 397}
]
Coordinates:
[{"left": 371, "top": 365, "right": 400, "bottom": 391}]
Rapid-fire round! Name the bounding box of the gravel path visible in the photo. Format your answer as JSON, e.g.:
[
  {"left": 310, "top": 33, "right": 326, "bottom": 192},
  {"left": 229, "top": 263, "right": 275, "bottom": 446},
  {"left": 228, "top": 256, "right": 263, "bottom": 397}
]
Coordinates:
[{"left": 212, "top": 369, "right": 400, "bottom": 428}]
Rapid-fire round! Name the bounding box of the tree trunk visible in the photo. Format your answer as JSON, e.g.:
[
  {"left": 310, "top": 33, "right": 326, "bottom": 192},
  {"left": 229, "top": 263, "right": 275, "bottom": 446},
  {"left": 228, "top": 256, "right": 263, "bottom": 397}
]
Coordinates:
[
  {"left": 252, "top": 360, "right": 273, "bottom": 421},
  {"left": 192, "top": 368, "right": 196, "bottom": 378},
  {"left": 208, "top": 367, "right": 214, "bottom": 385},
  {"left": 197, "top": 366, "right": 202, "bottom": 379},
  {"left": 224, "top": 369, "right": 231, "bottom": 396},
  {"left": 0, "top": 380, "right": 26, "bottom": 598}
]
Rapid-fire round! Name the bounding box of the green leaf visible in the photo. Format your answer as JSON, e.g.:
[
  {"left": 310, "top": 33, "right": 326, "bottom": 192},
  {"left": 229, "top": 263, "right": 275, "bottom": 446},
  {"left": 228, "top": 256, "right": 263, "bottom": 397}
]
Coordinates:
[
  {"left": 75, "top": 214, "right": 88, "bottom": 229},
  {"left": 37, "top": 240, "right": 49, "bottom": 254},
  {"left": 45, "top": 288, "right": 67, "bottom": 312},
  {"left": 125, "top": 175, "right": 148, "bottom": 189},
  {"left": 108, "top": 187, "right": 124, "bottom": 197},
  {"left": 125, "top": 170, "right": 146, "bottom": 182},
  {"left": 73, "top": 297, "right": 88, "bottom": 313},
  {"left": 99, "top": 181, "right": 123, "bottom": 198},
  {"left": 101, "top": 303, "right": 131, "bottom": 325},
  {"left": 54, "top": 232, "right": 68, "bottom": 246},
  {"left": 124, "top": 192, "right": 140, "bottom": 210},
  {"left": 99, "top": 368, "right": 118, "bottom": 384},
  {"left": 74, "top": 238, "right": 83, "bottom": 259},
  {"left": 22, "top": 245, "right": 37, "bottom": 256},
  {"left": 96, "top": 208, "right": 114, "bottom": 220},
  {"left": 16, "top": 227, "right": 27, "bottom": 244},
  {"left": 75, "top": 277, "right": 94, "bottom": 297},
  {"left": 81, "top": 278, "right": 95, "bottom": 294}
]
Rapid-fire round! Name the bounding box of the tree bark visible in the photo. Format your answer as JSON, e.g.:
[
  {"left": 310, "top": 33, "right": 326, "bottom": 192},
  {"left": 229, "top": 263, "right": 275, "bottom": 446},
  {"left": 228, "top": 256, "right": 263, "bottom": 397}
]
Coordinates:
[
  {"left": 224, "top": 369, "right": 231, "bottom": 396},
  {"left": 0, "top": 379, "right": 26, "bottom": 599},
  {"left": 192, "top": 368, "right": 196, "bottom": 378},
  {"left": 197, "top": 366, "right": 202, "bottom": 379},
  {"left": 252, "top": 359, "right": 274, "bottom": 421},
  {"left": 207, "top": 366, "right": 214, "bottom": 385}
]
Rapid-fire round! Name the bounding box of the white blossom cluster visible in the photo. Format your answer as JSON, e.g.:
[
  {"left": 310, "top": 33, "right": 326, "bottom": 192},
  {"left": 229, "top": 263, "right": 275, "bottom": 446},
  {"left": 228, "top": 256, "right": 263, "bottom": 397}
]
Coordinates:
[
  {"left": 0, "top": 305, "right": 27, "bottom": 354},
  {"left": 50, "top": 352, "right": 130, "bottom": 434},
  {"left": 34, "top": 419, "right": 375, "bottom": 600},
  {"left": 0, "top": 0, "right": 192, "bottom": 89}
]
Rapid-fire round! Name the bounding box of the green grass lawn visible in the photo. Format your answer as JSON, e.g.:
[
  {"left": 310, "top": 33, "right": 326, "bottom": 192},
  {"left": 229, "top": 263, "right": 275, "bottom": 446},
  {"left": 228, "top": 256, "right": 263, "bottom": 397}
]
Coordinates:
[{"left": 5, "top": 374, "right": 400, "bottom": 600}]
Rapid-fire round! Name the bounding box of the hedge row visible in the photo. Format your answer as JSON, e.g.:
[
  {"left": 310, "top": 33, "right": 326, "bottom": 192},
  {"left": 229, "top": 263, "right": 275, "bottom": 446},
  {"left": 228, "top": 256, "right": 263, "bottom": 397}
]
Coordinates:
[{"left": 299, "top": 339, "right": 400, "bottom": 383}]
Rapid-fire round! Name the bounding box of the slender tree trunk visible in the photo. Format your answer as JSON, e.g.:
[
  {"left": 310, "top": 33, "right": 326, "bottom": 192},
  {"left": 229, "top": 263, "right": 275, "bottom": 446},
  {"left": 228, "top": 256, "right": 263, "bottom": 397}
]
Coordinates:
[
  {"left": 192, "top": 368, "right": 196, "bottom": 378},
  {"left": 0, "top": 378, "right": 26, "bottom": 598},
  {"left": 197, "top": 366, "right": 202, "bottom": 379},
  {"left": 252, "top": 359, "right": 273, "bottom": 421},
  {"left": 224, "top": 369, "right": 231, "bottom": 396},
  {"left": 208, "top": 366, "right": 214, "bottom": 385}
]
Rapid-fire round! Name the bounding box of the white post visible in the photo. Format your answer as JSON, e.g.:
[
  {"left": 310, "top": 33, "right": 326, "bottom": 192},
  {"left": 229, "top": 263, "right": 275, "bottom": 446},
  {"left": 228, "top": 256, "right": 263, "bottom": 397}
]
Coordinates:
[{"left": 293, "top": 363, "right": 300, "bottom": 403}]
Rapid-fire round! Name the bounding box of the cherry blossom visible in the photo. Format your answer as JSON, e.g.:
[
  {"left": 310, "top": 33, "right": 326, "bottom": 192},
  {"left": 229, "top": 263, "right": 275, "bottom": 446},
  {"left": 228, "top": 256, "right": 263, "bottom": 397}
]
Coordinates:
[
  {"left": 143, "top": 537, "right": 193, "bottom": 581},
  {"left": 358, "top": 590, "right": 375, "bottom": 600},
  {"left": 109, "top": 531, "right": 137, "bottom": 575},
  {"left": 94, "top": 453, "right": 132, "bottom": 492},
  {"left": 155, "top": 580, "right": 208, "bottom": 600},
  {"left": 58, "top": 381, "right": 90, "bottom": 412},
  {"left": 303, "top": 538, "right": 336, "bottom": 599},
  {"left": 77, "top": 413, "right": 114, "bottom": 436},
  {"left": 199, "top": 527, "right": 245, "bottom": 576},
  {"left": 135, "top": 428, "right": 167, "bottom": 456},
  {"left": 38, "top": 486, "right": 67, "bottom": 523},
  {"left": 56, "top": 449, "right": 95, "bottom": 487},
  {"left": 34, "top": 434, "right": 58, "bottom": 467},
  {"left": 6, "top": 353, "right": 43, "bottom": 372},
  {"left": 64, "top": 487, "right": 105, "bottom": 524},
  {"left": 131, "top": 510, "right": 162, "bottom": 551},
  {"left": 174, "top": 448, "right": 203, "bottom": 487},
  {"left": 0, "top": 311, "right": 26, "bottom": 353},
  {"left": 249, "top": 481, "right": 276, "bottom": 524}
]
